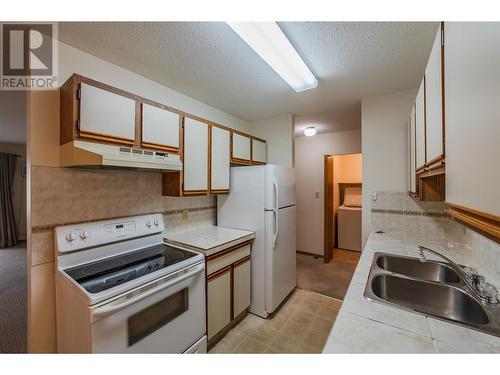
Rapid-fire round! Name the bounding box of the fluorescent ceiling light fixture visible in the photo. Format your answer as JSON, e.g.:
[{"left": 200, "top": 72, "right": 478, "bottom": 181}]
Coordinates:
[
  {"left": 304, "top": 126, "right": 317, "bottom": 137},
  {"left": 227, "top": 22, "right": 318, "bottom": 92}
]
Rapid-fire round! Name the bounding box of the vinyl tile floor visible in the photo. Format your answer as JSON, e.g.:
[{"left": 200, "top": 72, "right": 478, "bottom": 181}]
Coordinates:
[
  {"left": 297, "top": 249, "right": 361, "bottom": 300},
  {"left": 209, "top": 288, "right": 342, "bottom": 354}
]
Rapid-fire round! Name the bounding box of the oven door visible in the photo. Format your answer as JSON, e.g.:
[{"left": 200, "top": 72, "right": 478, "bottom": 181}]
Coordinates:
[{"left": 89, "top": 261, "right": 205, "bottom": 353}]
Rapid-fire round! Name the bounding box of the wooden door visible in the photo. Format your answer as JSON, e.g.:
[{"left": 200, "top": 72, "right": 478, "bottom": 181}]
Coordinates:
[
  {"left": 183, "top": 117, "right": 209, "bottom": 193},
  {"left": 207, "top": 268, "right": 231, "bottom": 339},
  {"left": 232, "top": 258, "right": 251, "bottom": 318},
  {"left": 251, "top": 139, "right": 267, "bottom": 164},
  {"left": 415, "top": 78, "right": 426, "bottom": 169},
  {"left": 231, "top": 133, "right": 251, "bottom": 163},
  {"left": 142, "top": 103, "right": 180, "bottom": 152},
  {"left": 324, "top": 155, "right": 334, "bottom": 263},
  {"left": 425, "top": 23, "right": 444, "bottom": 163},
  {"left": 210, "top": 126, "right": 230, "bottom": 193},
  {"left": 79, "top": 83, "right": 136, "bottom": 144}
]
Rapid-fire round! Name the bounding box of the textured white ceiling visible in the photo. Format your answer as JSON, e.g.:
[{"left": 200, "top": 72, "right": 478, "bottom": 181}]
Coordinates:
[
  {"left": 0, "top": 91, "right": 26, "bottom": 144},
  {"left": 58, "top": 22, "right": 438, "bottom": 127},
  {"left": 294, "top": 103, "right": 361, "bottom": 137}
]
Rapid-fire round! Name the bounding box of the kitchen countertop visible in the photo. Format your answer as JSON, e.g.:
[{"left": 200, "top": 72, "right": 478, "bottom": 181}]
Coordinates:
[
  {"left": 164, "top": 226, "right": 255, "bottom": 257},
  {"left": 322, "top": 232, "right": 500, "bottom": 353}
]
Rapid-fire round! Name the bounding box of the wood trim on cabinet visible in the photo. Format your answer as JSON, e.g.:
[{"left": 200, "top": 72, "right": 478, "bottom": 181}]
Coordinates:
[
  {"left": 78, "top": 131, "right": 135, "bottom": 146},
  {"left": 251, "top": 161, "right": 266, "bottom": 166},
  {"left": 208, "top": 124, "right": 212, "bottom": 194},
  {"left": 445, "top": 202, "right": 500, "bottom": 242},
  {"left": 230, "top": 157, "right": 252, "bottom": 165},
  {"left": 210, "top": 189, "right": 230, "bottom": 195},
  {"left": 206, "top": 265, "right": 232, "bottom": 282},
  {"left": 233, "top": 255, "right": 251, "bottom": 268},
  {"left": 141, "top": 142, "right": 179, "bottom": 153}
]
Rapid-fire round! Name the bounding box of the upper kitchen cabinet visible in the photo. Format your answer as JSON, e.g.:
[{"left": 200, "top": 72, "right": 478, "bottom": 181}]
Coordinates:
[
  {"left": 60, "top": 74, "right": 138, "bottom": 146},
  {"left": 211, "top": 126, "right": 230, "bottom": 194},
  {"left": 231, "top": 133, "right": 252, "bottom": 165},
  {"left": 251, "top": 138, "right": 267, "bottom": 164},
  {"left": 425, "top": 23, "right": 445, "bottom": 165},
  {"left": 415, "top": 78, "right": 426, "bottom": 170},
  {"left": 141, "top": 103, "right": 180, "bottom": 152},
  {"left": 444, "top": 22, "right": 500, "bottom": 239},
  {"left": 182, "top": 117, "right": 209, "bottom": 193}
]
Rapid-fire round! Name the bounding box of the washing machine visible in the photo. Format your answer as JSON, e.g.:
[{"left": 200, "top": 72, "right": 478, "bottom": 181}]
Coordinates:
[{"left": 337, "top": 187, "right": 362, "bottom": 251}]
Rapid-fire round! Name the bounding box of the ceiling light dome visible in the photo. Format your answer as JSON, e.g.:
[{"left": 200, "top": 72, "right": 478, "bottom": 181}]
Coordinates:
[{"left": 304, "top": 126, "right": 317, "bottom": 137}]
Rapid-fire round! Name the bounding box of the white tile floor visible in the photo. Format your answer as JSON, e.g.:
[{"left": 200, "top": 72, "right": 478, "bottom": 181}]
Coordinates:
[{"left": 209, "top": 288, "right": 342, "bottom": 354}]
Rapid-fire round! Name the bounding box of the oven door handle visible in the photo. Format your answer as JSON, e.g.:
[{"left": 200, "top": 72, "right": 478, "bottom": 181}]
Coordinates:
[{"left": 90, "top": 262, "right": 205, "bottom": 322}]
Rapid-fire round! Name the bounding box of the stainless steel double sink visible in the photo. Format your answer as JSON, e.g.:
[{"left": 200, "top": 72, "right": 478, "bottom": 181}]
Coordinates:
[{"left": 364, "top": 252, "right": 500, "bottom": 337}]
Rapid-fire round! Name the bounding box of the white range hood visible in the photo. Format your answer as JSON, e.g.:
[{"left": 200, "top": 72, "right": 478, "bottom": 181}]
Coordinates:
[{"left": 60, "top": 140, "right": 182, "bottom": 171}]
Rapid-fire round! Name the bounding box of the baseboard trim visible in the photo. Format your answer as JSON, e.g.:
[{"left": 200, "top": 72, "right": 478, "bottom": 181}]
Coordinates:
[{"left": 297, "top": 250, "right": 324, "bottom": 258}]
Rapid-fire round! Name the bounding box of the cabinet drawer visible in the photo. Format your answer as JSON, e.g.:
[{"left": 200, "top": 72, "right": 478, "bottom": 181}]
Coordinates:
[
  {"left": 206, "top": 243, "right": 251, "bottom": 276},
  {"left": 207, "top": 268, "right": 231, "bottom": 339},
  {"left": 233, "top": 257, "right": 251, "bottom": 318}
]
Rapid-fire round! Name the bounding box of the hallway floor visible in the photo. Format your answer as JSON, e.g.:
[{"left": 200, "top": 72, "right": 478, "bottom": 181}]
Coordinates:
[
  {"left": 297, "top": 249, "right": 361, "bottom": 300},
  {"left": 0, "top": 242, "right": 27, "bottom": 353},
  {"left": 209, "top": 288, "right": 341, "bottom": 353}
]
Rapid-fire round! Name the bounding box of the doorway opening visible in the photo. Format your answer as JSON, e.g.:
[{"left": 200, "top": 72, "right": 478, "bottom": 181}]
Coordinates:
[{"left": 0, "top": 90, "right": 27, "bottom": 353}]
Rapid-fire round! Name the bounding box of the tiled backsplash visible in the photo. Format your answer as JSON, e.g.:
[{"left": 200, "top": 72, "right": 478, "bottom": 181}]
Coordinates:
[
  {"left": 370, "top": 192, "right": 447, "bottom": 241},
  {"left": 370, "top": 191, "right": 500, "bottom": 287},
  {"left": 31, "top": 166, "right": 217, "bottom": 266}
]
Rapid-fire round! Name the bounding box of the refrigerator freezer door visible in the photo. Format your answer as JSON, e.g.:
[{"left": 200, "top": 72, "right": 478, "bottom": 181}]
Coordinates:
[
  {"left": 265, "top": 205, "right": 296, "bottom": 314},
  {"left": 266, "top": 165, "right": 296, "bottom": 210}
]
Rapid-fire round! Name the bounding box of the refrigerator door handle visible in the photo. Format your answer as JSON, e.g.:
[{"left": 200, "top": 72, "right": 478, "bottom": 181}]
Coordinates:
[{"left": 273, "top": 176, "right": 279, "bottom": 248}]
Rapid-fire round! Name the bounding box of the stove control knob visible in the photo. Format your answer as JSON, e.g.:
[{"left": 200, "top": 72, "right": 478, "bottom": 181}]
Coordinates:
[
  {"left": 66, "top": 231, "right": 77, "bottom": 242},
  {"left": 154, "top": 219, "right": 159, "bottom": 226},
  {"left": 80, "top": 230, "right": 90, "bottom": 239},
  {"left": 146, "top": 220, "right": 152, "bottom": 228}
]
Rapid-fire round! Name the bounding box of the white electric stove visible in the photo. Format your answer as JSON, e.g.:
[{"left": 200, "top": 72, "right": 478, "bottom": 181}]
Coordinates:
[{"left": 54, "top": 213, "right": 207, "bottom": 353}]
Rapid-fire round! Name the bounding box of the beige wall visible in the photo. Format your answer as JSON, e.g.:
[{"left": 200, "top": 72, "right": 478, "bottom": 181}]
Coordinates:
[
  {"left": 295, "top": 129, "right": 361, "bottom": 256},
  {"left": 26, "top": 40, "right": 262, "bottom": 353},
  {"left": 335, "top": 154, "right": 362, "bottom": 183},
  {"left": 250, "top": 114, "right": 294, "bottom": 167},
  {"left": 361, "top": 89, "right": 417, "bottom": 246}
]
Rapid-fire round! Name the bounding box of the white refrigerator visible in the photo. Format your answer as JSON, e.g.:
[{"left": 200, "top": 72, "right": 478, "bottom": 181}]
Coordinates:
[{"left": 217, "top": 164, "right": 296, "bottom": 318}]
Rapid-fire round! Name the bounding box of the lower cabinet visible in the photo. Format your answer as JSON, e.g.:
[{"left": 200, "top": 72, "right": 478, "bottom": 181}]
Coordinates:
[
  {"left": 207, "top": 268, "right": 232, "bottom": 340},
  {"left": 206, "top": 242, "right": 251, "bottom": 342},
  {"left": 232, "top": 258, "right": 251, "bottom": 318}
]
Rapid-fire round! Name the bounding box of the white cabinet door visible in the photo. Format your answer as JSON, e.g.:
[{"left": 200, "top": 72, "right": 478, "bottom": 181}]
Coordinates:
[
  {"left": 79, "top": 83, "right": 136, "bottom": 142},
  {"left": 415, "top": 79, "right": 426, "bottom": 169},
  {"left": 409, "top": 105, "right": 417, "bottom": 193},
  {"left": 142, "top": 103, "right": 179, "bottom": 150},
  {"left": 251, "top": 139, "right": 267, "bottom": 163},
  {"left": 232, "top": 133, "right": 251, "bottom": 161},
  {"left": 444, "top": 22, "right": 500, "bottom": 216},
  {"left": 233, "top": 259, "right": 251, "bottom": 318},
  {"left": 211, "top": 126, "right": 230, "bottom": 191},
  {"left": 207, "top": 270, "right": 231, "bottom": 339},
  {"left": 183, "top": 118, "right": 208, "bottom": 192},
  {"left": 425, "top": 24, "right": 444, "bottom": 162}
]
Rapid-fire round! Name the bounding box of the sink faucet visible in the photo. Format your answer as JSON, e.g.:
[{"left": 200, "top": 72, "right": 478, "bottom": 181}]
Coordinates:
[{"left": 418, "top": 246, "right": 499, "bottom": 305}]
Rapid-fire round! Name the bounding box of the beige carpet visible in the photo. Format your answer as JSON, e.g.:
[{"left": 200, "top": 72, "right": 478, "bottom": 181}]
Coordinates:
[
  {"left": 0, "top": 242, "right": 27, "bottom": 353},
  {"left": 297, "top": 249, "right": 360, "bottom": 300}
]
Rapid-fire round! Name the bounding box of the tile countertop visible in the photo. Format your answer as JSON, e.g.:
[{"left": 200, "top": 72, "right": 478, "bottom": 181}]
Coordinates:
[
  {"left": 322, "top": 232, "right": 500, "bottom": 353},
  {"left": 164, "top": 226, "right": 255, "bottom": 257}
]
